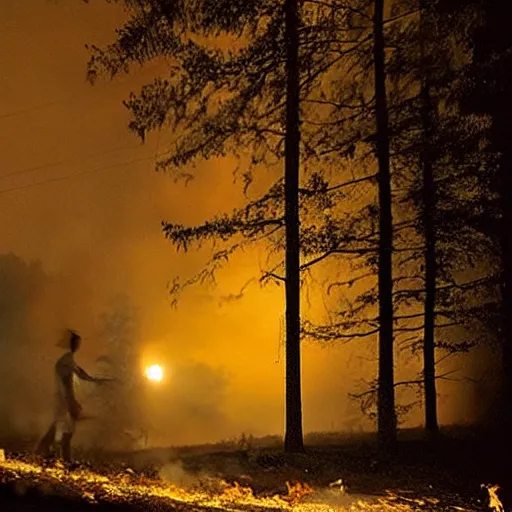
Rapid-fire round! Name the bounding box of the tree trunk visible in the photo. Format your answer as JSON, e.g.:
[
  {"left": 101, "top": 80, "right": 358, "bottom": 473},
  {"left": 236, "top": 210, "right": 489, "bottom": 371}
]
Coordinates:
[
  {"left": 419, "top": 1, "right": 439, "bottom": 436},
  {"left": 421, "top": 89, "right": 439, "bottom": 435},
  {"left": 283, "top": 0, "right": 304, "bottom": 454},
  {"left": 372, "top": 0, "right": 396, "bottom": 451}
]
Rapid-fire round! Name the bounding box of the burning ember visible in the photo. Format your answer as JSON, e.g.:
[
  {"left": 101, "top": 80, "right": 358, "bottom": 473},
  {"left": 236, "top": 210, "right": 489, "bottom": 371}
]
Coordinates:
[
  {"left": 145, "top": 364, "right": 164, "bottom": 382},
  {"left": 0, "top": 455, "right": 495, "bottom": 512}
]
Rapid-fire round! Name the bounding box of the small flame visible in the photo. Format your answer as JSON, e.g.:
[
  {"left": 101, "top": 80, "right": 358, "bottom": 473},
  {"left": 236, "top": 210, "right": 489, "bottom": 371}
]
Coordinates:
[
  {"left": 284, "top": 481, "right": 314, "bottom": 505},
  {"left": 0, "top": 457, "right": 481, "bottom": 512},
  {"left": 482, "top": 484, "right": 504, "bottom": 512}
]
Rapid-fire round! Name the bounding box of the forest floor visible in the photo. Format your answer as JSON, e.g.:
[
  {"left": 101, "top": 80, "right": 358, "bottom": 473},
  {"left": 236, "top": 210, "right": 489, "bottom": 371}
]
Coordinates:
[{"left": 0, "top": 427, "right": 508, "bottom": 511}]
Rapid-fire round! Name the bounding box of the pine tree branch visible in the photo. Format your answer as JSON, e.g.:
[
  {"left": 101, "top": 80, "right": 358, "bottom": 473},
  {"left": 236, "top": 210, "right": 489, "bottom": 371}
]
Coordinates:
[{"left": 351, "top": 370, "right": 460, "bottom": 401}]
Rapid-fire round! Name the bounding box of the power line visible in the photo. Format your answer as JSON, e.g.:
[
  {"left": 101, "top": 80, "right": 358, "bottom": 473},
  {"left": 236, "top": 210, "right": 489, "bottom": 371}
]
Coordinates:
[
  {"left": 0, "top": 155, "right": 157, "bottom": 196},
  {"left": 0, "top": 95, "right": 78, "bottom": 121},
  {"left": 0, "top": 75, "right": 138, "bottom": 122},
  {"left": 0, "top": 77, "right": 138, "bottom": 122},
  {"left": 0, "top": 143, "right": 144, "bottom": 181}
]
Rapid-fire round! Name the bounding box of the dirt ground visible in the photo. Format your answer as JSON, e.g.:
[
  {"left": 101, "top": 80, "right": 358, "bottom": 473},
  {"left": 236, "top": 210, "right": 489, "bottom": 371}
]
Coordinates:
[{"left": 0, "top": 428, "right": 508, "bottom": 511}]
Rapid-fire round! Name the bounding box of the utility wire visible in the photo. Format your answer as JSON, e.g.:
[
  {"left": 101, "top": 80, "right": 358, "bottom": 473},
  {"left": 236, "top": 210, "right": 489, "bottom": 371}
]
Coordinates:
[
  {"left": 0, "top": 155, "right": 157, "bottom": 196},
  {"left": 0, "top": 143, "right": 144, "bottom": 181},
  {"left": 0, "top": 94, "right": 79, "bottom": 121}
]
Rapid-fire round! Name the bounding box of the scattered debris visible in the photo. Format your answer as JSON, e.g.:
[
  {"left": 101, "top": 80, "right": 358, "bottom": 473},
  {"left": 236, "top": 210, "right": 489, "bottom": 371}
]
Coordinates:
[{"left": 329, "top": 478, "right": 347, "bottom": 494}]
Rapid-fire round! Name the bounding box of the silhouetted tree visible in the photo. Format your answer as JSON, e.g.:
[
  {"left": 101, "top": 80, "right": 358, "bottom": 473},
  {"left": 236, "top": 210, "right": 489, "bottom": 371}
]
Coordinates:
[
  {"left": 372, "top": 0, "right": 396, "bottom": 450},
  {"left": 385, "top": 0, "right": 497, "bottom": 432},
  {"left": 450, "top": 0, "right": 512, "bottom": 491},
  {"left": 453, "top": 0, "right": 512, "bottom": 433},
  {"left": 417, "top": 0, "right": 438, "bottom": 435},
  {"left": 300, "top": 0, "right": 398, "bottom": 447},
  {"left": 283, "top": 0, "right": 303, "bottom": 453},
  {"left": 395, "top": 0, "right": 498, "bottom": 433}
]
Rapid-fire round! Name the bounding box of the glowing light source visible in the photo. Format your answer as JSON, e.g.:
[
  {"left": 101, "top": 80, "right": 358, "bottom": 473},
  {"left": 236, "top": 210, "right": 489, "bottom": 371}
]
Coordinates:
[{"left": 145, "top": 364, "right": 164, "bottom": 382}]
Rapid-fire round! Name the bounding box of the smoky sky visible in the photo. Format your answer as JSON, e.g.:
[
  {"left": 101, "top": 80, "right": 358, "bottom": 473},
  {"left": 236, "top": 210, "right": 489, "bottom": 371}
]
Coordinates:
[{"left": 0, "top": 0, "right": 492, "bottom": 448}]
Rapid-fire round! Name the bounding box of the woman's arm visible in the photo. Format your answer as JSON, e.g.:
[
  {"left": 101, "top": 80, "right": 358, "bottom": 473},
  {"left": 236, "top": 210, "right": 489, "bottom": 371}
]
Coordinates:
[{"left": 74, "top": 365, "right": 107, "bottom": 383}]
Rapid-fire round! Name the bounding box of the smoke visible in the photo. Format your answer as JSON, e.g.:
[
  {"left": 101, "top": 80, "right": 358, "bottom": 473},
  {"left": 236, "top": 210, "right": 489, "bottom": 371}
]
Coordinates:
[
  {"left": 159, "top": 460, "right": 201, "bottom": 488},
  {"left": 142, "top": 361, "right": 230, "bottom": 447},
  {"left": 0, "top": 254, "right": 56, "bottom": 443},
  {"left": 0, "top": 0, "right": 499, "bottom": 453}
]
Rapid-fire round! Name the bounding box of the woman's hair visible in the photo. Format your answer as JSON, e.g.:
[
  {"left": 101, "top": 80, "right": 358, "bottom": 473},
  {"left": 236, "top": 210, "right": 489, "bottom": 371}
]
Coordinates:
[{"left": 69, "top": 329, "right": 82, "bottom": 352}]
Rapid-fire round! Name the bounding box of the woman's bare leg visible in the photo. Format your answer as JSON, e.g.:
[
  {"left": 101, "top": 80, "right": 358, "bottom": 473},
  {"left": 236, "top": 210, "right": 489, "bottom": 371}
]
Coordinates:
[
  {"left": 61, "top": 432, "right": 73, "bottom": 462},
  {"left": 36, "top": 423, "right": 56, "bottom": 456}
]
